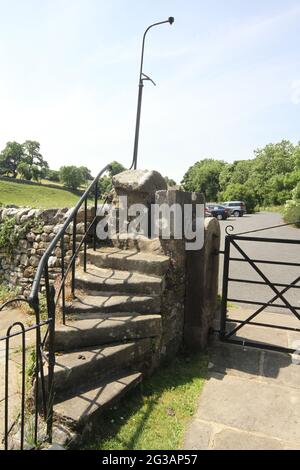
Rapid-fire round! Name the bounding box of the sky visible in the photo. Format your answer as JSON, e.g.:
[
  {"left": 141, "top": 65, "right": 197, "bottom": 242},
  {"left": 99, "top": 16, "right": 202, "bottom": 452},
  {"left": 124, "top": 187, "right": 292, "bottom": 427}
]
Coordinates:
[{"left": 0, "top": 0, "right": 300, "bottom": 183}]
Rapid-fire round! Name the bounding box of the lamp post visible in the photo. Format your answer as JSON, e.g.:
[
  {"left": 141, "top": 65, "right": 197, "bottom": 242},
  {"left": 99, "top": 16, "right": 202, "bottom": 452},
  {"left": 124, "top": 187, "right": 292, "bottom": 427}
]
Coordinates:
[{"left": 130, "top": 17, "right": 175, "bottom": 170}]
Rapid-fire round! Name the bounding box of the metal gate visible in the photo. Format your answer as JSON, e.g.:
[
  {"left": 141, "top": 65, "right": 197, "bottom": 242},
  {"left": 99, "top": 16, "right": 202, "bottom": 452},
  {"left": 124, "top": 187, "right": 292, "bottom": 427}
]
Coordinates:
[
  {"left": 0, "top": 295, "right": 55, "bottom": 450},
  {"left": 219, "top": 223, "right": 300, "bottom": 354}
]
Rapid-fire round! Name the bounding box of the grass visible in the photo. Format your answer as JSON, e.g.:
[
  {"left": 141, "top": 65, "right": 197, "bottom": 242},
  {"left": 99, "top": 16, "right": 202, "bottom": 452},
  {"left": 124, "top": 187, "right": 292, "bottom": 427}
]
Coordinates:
[
  {"left": 81, "top": 352, "right": 208, "bottom": 451},
  {"left": 0, "top": 179, "right": 89, "bottom": 208},
  {"left": 40, "top": 179, "right": 89, "bottom": 191},
  {"left": 260, "top": 205, "right": 285, "bottom": 214},
  {"left": 0, "top": 283, "right": 20, "bottom": 304}
]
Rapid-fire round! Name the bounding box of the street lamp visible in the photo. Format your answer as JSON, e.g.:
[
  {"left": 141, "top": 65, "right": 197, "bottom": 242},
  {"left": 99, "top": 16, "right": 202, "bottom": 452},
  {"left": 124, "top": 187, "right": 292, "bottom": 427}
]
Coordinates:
[{"left": 130, "top": 17, "right": 175, "bottom": 170}]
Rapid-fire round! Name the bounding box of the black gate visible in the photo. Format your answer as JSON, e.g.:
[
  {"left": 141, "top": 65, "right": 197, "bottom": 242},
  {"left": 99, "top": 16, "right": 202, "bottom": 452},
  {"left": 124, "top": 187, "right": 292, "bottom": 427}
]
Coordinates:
[{"left": 220, "top": 223, "right": 300, "bottom": 354}]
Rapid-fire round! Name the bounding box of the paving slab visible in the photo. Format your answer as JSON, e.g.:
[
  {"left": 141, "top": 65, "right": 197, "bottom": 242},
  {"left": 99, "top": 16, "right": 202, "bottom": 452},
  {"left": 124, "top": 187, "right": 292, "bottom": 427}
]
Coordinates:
[
  {"left": 226, "top": 321, "right": 289, "bottom": 349},
  {"left": 208, "top": 341, "right": 261, "bottom": 379},
  {"left": 262, "top": 350, "right": 300, "bottom": 388},
  {"left": 212, "top": 428, "right": 285, "bottom": 450},
  {"left": 185, "top": 335, "right": 300, "bottom": 450},
  {"left": 184, "top": 420, "right": 213, "bottom": 450},
  {"left": 196, "top": 374, "right": 300, "bottom": 442}
]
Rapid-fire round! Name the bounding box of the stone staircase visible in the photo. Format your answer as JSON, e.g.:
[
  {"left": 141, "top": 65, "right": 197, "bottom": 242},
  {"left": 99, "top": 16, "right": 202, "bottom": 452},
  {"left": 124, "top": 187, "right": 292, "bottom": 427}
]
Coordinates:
[{"left": 49, "top": 244, "right": 170, "bottom": 445}]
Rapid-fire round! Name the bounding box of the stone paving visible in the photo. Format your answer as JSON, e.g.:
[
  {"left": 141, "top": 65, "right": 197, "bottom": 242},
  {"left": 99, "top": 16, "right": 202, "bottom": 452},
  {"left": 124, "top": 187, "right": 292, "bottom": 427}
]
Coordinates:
[{"left": 184, "top": 327, "right": 300, "bottom": 450}]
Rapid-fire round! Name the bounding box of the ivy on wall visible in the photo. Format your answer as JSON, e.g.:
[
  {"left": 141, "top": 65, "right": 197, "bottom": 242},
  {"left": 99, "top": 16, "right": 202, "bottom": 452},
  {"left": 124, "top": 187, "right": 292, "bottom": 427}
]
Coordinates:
[{"left": 0, "top": 216, "right": 43, "bottom": 255}]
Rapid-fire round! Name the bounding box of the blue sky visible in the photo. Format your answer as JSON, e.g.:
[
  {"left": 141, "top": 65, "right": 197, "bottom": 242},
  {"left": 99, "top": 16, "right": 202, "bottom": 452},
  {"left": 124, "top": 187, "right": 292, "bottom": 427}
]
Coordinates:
[{"left": 0, "top": 0, "right": 300, "bottom": 182}]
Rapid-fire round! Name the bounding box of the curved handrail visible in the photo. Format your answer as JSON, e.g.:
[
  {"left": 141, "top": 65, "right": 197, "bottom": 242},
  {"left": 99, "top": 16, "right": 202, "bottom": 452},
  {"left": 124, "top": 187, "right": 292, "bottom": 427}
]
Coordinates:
[
  {"left": 0, "top": 297, "right": 29, "bottom": 312},
  {"left": 28, "top": 163, "right": 111, "bottom": 305},
  {"left": 0, "top": 162, "right": 112, "bottom": 447}
]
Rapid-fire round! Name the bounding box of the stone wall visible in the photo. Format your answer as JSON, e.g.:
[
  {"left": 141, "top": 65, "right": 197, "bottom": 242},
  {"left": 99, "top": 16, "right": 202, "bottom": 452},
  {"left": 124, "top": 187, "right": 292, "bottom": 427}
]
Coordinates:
[{"left": 0, "top": 206, "right": 92, "bottom": 296}]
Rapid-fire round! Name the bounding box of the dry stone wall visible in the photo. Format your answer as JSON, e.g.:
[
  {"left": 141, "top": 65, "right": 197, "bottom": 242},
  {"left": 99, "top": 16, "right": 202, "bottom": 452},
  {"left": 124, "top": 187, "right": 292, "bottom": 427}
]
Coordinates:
[{"left": 0, "top": 206, "right": 92, "bottom": 296}]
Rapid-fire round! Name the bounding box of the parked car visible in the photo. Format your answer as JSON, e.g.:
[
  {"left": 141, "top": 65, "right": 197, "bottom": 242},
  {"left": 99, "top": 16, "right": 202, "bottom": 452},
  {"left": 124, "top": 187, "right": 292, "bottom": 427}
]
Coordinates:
[
  {"left": 206, "top": 204, "right": 231, "bottom": 221},
  {"left": 222, "top": 201, "right": 247, "bottom": 217}
]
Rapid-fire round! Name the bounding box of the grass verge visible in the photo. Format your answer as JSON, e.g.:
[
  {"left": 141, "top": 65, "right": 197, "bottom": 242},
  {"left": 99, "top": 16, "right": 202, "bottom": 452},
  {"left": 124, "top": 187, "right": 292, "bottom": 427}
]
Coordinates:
[
  {"left": 260, "top": 205, "right": 285, "bottom": 214},
  {"left": 81, "top": 352, "right": 207, "bottom": 451},
  {"left": 0, "top": 179, "right": 91, "bottom": 208}
]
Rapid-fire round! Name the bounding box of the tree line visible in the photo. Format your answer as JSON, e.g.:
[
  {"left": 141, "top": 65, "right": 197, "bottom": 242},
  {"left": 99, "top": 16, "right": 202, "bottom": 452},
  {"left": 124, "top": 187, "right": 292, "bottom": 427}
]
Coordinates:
[
  {"left": 0, "top": 140, "right": 178, "bottom": 197},
  {"left": 0, "top": 140, "right": 127, "bottom": 193},
  {"left": 181, "top": 140, "right": 300, "bottom": 213}
]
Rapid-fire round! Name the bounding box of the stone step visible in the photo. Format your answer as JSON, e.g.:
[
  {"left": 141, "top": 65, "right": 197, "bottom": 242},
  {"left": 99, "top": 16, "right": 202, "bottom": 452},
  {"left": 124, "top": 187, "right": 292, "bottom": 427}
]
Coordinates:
[
  {"left": 54, "top": 314, "right": 162, "bottom": 351},
  {"left": 80, "top": 247, "right": 170, "bottom": 276},
  {"left": 66, "top": 293, "right": 161, "bottom": 315},
  {"left": 111, "top": 234, "right": 163, "bottom": 254},
  {"left": 46, "top": 340, "right": 151, "bottom": 395},
  {"left": 53, "top": 371, "right": 142, "bottom": 434},
  {"left": 75, "top": 265, "right": 163, "bottom": 295}
]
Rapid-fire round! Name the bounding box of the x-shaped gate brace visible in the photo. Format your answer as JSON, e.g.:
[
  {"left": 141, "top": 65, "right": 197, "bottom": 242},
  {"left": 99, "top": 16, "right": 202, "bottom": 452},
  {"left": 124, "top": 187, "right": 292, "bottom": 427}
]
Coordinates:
[{"left": 220, "top": 232, "right": 300, "bottom": 354}]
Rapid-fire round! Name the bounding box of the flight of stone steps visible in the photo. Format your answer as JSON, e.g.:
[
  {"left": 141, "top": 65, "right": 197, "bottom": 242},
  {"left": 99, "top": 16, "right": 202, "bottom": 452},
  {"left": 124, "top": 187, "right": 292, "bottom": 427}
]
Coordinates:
[{"left": 49, "top": 242, "right": 170, "bottom": 446}]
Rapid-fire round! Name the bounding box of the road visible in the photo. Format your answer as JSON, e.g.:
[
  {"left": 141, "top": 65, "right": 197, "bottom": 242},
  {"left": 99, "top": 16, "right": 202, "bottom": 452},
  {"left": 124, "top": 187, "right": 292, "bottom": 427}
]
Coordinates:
[{"left": 218, "top": 211, "right": 300, "bottom": 316}]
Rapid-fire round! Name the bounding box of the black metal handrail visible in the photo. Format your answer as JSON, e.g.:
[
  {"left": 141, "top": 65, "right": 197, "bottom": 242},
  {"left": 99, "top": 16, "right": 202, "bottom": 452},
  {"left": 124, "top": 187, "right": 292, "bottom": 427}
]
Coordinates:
[
  {"left": 0, "top": 163, "right": 112, "bottom": 448},
  {"left": 28, "top": 163, "right": 111, "bottom": 309}
]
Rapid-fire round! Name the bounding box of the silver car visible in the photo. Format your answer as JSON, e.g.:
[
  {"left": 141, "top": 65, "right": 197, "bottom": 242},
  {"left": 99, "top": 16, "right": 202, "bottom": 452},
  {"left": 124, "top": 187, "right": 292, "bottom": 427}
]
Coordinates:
[{"left": 223, "top": 201, "right": 247, "bottom": 217}]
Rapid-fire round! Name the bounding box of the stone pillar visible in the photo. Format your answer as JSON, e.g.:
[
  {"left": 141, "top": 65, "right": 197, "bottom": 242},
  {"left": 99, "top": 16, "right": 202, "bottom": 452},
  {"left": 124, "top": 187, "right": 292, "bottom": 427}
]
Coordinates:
[
  {"left": 154, "top": 189, "right": 206, "bottom": 355},
  {"left": 110, "top": 169, "right": 167, "bottom": 242},
  {"left": 184, "top": 217, "right": 220, "bottom": 351}
]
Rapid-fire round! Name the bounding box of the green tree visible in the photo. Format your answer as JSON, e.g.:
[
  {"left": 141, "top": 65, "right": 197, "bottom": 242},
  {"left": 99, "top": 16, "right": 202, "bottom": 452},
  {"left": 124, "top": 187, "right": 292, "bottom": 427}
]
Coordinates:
[
  {"left": 219, "top": 182, "right": 257, "bottom": 213},
  {"left": 59, "top": 166, "right": 87, "bottom": 190},
  {"left": 182, "top": 159, "right": 226, "bottom": 201},
  {"left": 219, "top": 160, "right": 253, "bottom": 192},
  {"left": 248, "top": 140, "right": 296, "bottom": 206},
  {"left": 20, "top": 140, "right": 48, "bottom": 180},
  {"left": 165, "top": 176, "right": 177, "bottom": 187},
  {"left": 0, "top": 141, "right": 24, "bottom": 178},
  {"left": 109, "top": 161, "right": 126, "bottom": 177},
  {"left": 46, "top": 169, "right": 60, "bottom": 182},
  {"left": 17, "top": 161, "right": 33, "bottom": 180},
  {"left": 79, "top": 166, "right": 93, "bottom": 182},
  {"left": 97, "top": 161, "right": 126, "bottom": 198}
]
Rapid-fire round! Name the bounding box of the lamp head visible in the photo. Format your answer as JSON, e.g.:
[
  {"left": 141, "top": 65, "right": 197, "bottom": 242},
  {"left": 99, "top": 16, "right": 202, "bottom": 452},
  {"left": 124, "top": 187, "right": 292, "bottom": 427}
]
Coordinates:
[{"left": 168, "top": 17, "right": 175, "bottom": 25}]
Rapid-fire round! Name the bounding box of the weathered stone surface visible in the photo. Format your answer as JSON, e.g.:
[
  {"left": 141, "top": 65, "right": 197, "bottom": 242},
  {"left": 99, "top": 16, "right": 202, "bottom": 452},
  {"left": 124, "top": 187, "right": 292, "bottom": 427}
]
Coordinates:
[
  {"left": 112, "top": 169, "right": 167, "bottom": 193},
  {"left": 53, "top": 372, "right": 142, "bottom": 435},
  {"left": 23, "top": 266, "right": 35, "bottom": 278},
  {"left": 53, "top": 315, "right": 162, "bottom": 351},
  {"left": 212, "top": 428, "right": 285, "bottom": 450},
  {"left": 184, "top": 216, "right": 220, "bottom": 351},
  {"left": 40, "top": 209, "right": 58, "bottom": 223},
  {"left": 48, "top": 256, "right": 58, "bottom": 268},
  {"left": 66, "top": 292, "right": 161, "bottom": 315},
  {"left": 111, "top": 233, "right": 163, "bottom": 254},
  {"left": 75, "top": 265, "right": 163, "bottom": 295},
  {"left": 196, "top": 374, "right": 300, "bottom": 442},
  {"left": 76, "top": 206, "right": 95, "bottom": 224},
  {"left": 0, "top": 207, "right": 80, "bottom": 293},
  {"left": 26, "top": 232, "right": 35, "bottom": 242},
  {"left": 208, "top": 341, "right": 261, "bottom": 379},
  {"left": 184, "top": 420, "right": 213, "bottom": 450},
  {"left": 45, "top": 340, "right": 152, "bottom": 394},
  {"left": 19, "top": 254, "right": 29, "bottom": 266},
  {"left": 18, "top": 240, "right": 28, "bottom": 251},
  {"left": 81, "top": 247, "right": 170, "bottom": 276},
  {"left": 29, "top": 255, "right": 40, "bottom": 267},
  {"left": 44, "top": 225, "right": 53, "bottom": 234}
]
